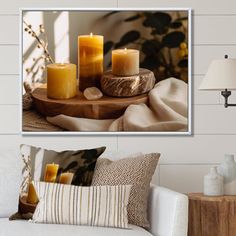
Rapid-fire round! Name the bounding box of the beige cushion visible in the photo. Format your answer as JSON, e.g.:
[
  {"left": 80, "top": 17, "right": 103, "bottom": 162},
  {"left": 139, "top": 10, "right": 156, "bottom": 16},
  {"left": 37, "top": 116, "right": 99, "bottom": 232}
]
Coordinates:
[
  {"left": 32, "top": 182, "right": 131, "bottom": 229},
  {"left": 92, "top": 153, "right": 160, "bottom": 228}
]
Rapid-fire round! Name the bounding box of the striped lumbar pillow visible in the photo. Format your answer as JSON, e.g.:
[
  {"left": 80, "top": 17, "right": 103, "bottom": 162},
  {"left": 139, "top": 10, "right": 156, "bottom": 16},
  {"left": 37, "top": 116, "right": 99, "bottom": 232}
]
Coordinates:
[{"left": 32, "top": 182, "right": 131, "bottom": 228}]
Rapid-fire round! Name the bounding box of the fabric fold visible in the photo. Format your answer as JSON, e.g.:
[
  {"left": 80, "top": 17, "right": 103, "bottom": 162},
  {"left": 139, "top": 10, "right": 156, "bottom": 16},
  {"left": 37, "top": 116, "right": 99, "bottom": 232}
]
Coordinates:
[{"left": 47, "top": 78, "right": 188, "bottom": 132}]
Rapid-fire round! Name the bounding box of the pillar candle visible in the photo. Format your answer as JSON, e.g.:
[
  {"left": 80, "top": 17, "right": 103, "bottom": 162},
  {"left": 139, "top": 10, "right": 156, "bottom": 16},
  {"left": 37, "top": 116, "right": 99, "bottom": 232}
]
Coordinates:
[
  {"left": 47, "top": 63, "right": 77, "bottom": 99},
  {"left": 27, "top": 182, "right": 38, "bottom": 204},
  {"left": 59, "top": 172, "right": 74, "bottom": 185},
  {"left": 112, "top": 48, "right": 139, "bottom": 76},
  {"left": 44, "top": 163, "right": 59, "bottom": 183},
  {"left": 78, "top": 33, "right": 104, "bottom": 91}
]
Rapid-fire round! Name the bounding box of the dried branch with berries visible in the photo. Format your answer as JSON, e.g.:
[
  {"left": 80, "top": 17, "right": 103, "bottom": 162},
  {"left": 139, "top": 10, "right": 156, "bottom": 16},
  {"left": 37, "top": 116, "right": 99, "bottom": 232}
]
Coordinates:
[{"left": 23, "top": 20, "right": 54, "bottom": 84}]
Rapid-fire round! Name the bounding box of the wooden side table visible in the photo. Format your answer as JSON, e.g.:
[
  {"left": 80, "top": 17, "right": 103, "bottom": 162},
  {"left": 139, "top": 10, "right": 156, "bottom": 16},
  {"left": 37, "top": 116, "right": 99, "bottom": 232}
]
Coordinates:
[{"left": 188, "top": 193, "right": 236, "bottom": 236}]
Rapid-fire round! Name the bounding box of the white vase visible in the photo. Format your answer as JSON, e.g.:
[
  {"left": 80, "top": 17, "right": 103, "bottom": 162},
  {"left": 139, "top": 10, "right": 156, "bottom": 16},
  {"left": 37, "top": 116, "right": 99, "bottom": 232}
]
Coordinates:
[
  {"left": 204, "top": 166, "right": 224, "bottom": 196},
  {"left": 218, "top": 154, "right": 236, "bottom": 195}
]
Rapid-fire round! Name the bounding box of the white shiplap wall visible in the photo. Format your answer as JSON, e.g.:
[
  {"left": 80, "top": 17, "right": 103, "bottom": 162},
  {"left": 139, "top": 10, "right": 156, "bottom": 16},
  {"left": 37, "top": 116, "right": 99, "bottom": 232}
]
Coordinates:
[{"left": 1, "top": 0, "right": 236, "bottom": 193}]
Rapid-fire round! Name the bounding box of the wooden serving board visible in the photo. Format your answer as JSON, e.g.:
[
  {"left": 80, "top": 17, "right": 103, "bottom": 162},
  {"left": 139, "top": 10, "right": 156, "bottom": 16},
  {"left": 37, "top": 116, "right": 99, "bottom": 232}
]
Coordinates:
[{"left": 32, "top": 86, "right": 148, "bottom": 119}]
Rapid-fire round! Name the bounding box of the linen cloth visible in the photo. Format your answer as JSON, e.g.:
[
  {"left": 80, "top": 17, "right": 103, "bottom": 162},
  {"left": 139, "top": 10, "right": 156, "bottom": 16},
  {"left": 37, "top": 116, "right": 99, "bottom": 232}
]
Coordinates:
[{"left": 47, "top": 78, "right": 188, "bottom": 132}]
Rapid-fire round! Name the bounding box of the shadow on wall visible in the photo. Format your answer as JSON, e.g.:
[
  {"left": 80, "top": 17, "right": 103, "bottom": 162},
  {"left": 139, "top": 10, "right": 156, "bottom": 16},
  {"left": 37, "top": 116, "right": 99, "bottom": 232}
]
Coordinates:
[
  {"left": 23, "top": 10, "right": 188, "bottom": 85},
  {"left": 23, "top": 11, "right": 138, "bottom": 83}
]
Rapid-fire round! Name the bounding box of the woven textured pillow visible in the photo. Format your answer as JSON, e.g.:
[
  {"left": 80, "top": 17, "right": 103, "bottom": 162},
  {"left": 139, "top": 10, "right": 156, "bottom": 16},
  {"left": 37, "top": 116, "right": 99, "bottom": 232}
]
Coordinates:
[
  {"left": 32, "top": 182, "right": 131, "bottom": 228},
  {"left": 10, "top": 144, "right": 106, "bottom": 220},
  {"left": 92, "top": 153, "right": 160, "bottom": 228}
]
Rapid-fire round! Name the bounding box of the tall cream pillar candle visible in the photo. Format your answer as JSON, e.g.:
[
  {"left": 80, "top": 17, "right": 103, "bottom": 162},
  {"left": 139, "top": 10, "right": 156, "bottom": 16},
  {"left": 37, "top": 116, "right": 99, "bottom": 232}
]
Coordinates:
[{"left": 112, "top": 48, "right": 139, "bottom": 76}]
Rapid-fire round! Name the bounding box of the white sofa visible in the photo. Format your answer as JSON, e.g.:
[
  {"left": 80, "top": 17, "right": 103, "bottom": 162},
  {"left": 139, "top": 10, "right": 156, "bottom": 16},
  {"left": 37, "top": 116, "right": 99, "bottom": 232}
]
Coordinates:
[{"left": 0, "top": 149, "right": 188, "bottom": 236}]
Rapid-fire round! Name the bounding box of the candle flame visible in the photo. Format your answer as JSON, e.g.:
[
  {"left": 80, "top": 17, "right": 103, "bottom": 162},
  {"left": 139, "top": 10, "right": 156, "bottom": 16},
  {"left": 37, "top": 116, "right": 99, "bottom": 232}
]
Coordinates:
[
  {"left": 90, "top": 32, "right": 93, "bottom": 37},
  {"left": 124, "top": 48, "right": 127, "bottom": 51}
]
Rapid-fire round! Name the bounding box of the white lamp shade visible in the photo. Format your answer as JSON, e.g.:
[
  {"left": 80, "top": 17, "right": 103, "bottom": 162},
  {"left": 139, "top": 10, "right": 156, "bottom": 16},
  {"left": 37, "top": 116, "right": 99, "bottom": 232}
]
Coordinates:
[{"left": 199, "top": 59, "right": 236, "bottom": 90}]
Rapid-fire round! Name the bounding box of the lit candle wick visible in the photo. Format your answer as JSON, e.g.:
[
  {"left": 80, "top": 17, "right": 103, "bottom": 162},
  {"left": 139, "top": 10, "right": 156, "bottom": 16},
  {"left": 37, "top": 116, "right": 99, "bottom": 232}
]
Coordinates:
[
  {"left": 59, "top": 61, "right": 65, "bottom": 67},
  {"left": 90, "top": 32, "right": 93, "bottom": 38},
  {"left": 124, "top": 48, "right": 127, "bottom": 54}
]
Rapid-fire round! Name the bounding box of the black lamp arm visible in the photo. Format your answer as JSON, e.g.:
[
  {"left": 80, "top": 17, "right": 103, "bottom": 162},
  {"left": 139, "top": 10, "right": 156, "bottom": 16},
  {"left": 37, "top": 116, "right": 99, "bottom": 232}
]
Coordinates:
[{"left": 221, "top": 89, "right": 236, "bottom": 107}]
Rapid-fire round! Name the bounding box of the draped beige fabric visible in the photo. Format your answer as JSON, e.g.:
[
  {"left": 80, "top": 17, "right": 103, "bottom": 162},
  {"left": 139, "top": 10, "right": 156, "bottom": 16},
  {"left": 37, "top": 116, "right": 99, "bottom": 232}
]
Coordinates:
[{"left": 47, "top": 78, "right": 188, "bottom": 132}]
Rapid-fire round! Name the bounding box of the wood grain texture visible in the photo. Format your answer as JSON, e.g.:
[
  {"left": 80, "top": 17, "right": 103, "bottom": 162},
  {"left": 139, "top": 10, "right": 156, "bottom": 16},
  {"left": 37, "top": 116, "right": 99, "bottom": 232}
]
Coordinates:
[
  {"left": 32, "top": 86, "right": 148, "bottom": 119},
  {"left": 188, "top": 193, "right": 236, "bottom": 236}
]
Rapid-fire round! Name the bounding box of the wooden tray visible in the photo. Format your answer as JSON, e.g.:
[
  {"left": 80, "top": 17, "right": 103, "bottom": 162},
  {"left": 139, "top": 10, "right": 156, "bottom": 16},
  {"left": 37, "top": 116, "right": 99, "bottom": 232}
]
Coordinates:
[{"left": 32, "top": 86, "right": 148, "bottom": 119}]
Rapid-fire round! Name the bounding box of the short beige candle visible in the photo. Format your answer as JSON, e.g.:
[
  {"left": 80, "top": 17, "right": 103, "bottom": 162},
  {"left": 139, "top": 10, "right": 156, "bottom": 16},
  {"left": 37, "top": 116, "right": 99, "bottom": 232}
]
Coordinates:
[
  {"left": 112, "top": 48, "right": 139, "bottom": 76},
  {"left": 59, "top": 172, "right": 74, "bottom": 185}
]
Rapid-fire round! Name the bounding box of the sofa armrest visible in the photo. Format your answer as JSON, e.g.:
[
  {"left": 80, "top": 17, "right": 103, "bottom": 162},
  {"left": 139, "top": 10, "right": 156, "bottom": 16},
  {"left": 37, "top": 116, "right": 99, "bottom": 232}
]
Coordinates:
[{"left": 148, "top": 185, "right": 188, "bottom": 236}]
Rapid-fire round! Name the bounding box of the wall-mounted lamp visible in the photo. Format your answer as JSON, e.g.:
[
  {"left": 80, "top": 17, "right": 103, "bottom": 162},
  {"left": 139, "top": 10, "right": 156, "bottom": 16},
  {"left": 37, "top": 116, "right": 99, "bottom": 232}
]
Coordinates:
[{"left": 199, "top": 55, "right": 236, "bottom": 108}]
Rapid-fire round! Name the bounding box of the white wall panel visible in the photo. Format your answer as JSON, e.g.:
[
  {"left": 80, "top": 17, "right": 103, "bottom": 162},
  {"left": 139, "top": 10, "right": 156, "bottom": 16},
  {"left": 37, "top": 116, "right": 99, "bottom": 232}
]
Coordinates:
[
  {"left": 117, "top": 135, "right": 236, "bottom": 164},
  {"left": 160, "top": 165, "right": 212, "bottom": 193},
  {"left": 0, "top": 0, "right": 118, "bottom": 14},
  {"left": 0, "top": 46, "right": 19, "bottom": 74},
  {"left": 117, "top": 0, "right": 236, "bottom": 14},
  {"left": 194, "top": 16, "right": 236, "bottom": 45},
  {"left": 0, "top": 105, "right": 20, "bottom": 133},
  {"left": 0, "top": 16, "right": 19, "bottom": 44},
  {"left": 0, "top": 134, "right": 117, "bottom": 151},
  {"left": 0, "top": 76, "right": 19, "bottom": 104},
  {"left": 194, "top": 105, "right": 236, "bottom": 134}
]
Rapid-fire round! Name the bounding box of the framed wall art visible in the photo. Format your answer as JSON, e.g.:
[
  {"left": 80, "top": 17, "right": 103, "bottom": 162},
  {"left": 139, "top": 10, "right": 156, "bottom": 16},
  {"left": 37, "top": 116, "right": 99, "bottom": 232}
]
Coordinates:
[{"left": 20, "top": 8, "right": 192, "bottom": 135}]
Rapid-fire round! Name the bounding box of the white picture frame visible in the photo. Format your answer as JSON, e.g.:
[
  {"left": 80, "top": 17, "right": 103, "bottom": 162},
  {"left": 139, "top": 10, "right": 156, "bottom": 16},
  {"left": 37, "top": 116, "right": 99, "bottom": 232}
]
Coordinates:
[{"left": 20, "top": 8, "right": 192, "bottom": 136}]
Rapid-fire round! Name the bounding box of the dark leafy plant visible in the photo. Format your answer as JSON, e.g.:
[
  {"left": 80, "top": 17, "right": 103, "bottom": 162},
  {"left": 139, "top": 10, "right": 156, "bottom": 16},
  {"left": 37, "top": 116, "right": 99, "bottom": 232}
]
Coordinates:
[{"left": 104, "top": 11, "right": 188, "bottom": 82}]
